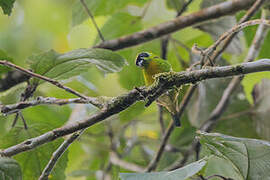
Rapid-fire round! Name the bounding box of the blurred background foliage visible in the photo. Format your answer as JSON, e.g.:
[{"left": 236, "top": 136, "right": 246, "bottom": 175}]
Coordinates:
[{"left": 0, "top": 0, "right": 270, "bottom": 179}]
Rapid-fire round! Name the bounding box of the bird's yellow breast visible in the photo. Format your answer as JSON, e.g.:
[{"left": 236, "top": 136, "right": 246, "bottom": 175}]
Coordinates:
[{"left": 143, "top": 60, "right": 163, "bottom": 86}]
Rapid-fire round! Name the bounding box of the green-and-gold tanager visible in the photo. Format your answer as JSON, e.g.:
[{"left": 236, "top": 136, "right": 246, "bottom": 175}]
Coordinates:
[{"left": 135, "top": 52, "right": 181, "bottom": 127}]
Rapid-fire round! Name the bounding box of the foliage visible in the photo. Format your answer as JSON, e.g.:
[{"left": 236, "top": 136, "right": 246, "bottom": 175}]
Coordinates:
[
  {"left": 120, "top": 158, "right": 207, "bottom": 180},
  {"left": 0, "top": 0, "right": 16, "bottom": 16},
  {"left": 28, "top": 48, "right": 127, "bottom": 85},
  {"left": 199, "top": 131, "right": 270, "bottom": 180},
  {"left": 0, "top": 157, "right": 22, "bottom": 180}
]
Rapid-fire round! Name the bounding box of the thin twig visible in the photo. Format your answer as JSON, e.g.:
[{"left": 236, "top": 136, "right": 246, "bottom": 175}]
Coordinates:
[
  {"left": 0, "top": 60, "right": 102, "bottom": 108},
  {"left": 176, "top": 0, "right": 194, "bottom": 16},
  {"left": 1, "top": 96, "right": 102, "bottom": 115},
  {"left": 80, "top": 0, "right": 105, "bottom": 42},
  {"left": 39, "top": 129, "right": 85, "bottom": 180},
  {"left": 158, "top": 105, "right": 165, "bottom": 135},
  {"left": 110, "top": 152, "right": 144, "bottom": 172},
  {"left": 204, "top": 19, "right": 270, "bottom": 58}
]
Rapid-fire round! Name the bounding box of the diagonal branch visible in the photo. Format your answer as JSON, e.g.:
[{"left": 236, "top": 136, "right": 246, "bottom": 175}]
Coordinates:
[
  {"left": 95, "top": 0, "right": 258, "bottom": 50},
  {"left": 39, "top": 129, "right": 85, "bottom": 180},
  {"left": 0, "top": 60, "right": 103, "bottom": 108},
  {"left": 1, "top": 59, "right": 270, "bottom": 157},
  {"left": 110, "top": 152, "right": 144, "bottom": 172},
  {"left": 80, "top": 0, "right": 105, "bottom": 42}
]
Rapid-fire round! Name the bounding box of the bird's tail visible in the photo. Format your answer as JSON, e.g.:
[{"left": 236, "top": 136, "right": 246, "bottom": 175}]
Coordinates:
[{"left": 171, "top": 113, "right": 181, "bottom": 127}]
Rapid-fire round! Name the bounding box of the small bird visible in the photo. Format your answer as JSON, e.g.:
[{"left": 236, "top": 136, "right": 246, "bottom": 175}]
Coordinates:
[{"left": 135, "top": 52, "right": 181, "bottom": 127}]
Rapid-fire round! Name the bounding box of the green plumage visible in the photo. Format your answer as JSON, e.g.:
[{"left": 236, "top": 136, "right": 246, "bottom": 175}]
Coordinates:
[{"left": 135, "top": 52, "right": 181, "bottom": 127}]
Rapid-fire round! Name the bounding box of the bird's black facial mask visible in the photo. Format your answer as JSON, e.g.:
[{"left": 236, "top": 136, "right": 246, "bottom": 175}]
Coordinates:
[{"left": 136, "top": 52, "right": 149, "bottom": 67}]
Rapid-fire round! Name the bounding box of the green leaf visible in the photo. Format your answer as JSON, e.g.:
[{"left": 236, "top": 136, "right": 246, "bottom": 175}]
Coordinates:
[
  {"left": 0, "top": 49, "right": 13, "bottom": 75},
  {"left": 242, "top": 71, "right": 270, "bottom": 104},
  {"left": 119, "top": 158, "right": 207, "bottom": 180},
  {"left": 0, "top": 83, "right": 26, "bottom": 105},
  {"left": 198, "top": 131, "right": 270, "bottom": 180},
  {"left": 28, "top": 48, "right": 127, "bottom": 84},
  {"left": 166, "top": 0, "right": 185, "bottom": 12},
  {"left": 94, "top": 12, "right": 143, "bottom": 44},
  {"left": 0, "top": 127, "right": 68, "bottom": 180},
  {"left": 0, "top": 0, "right": 15, "bottom": 16},
  {"left": 71, "top": 0, "right": 147, "bottom": 26},
  {"left": 119, "top": 101, "right": 145, "bottom": 122},
  {"left": 0, "top": 105, "right": 70, "bottom": 180},
  {"left": 0, "top": 157, "right": 22, "bottom": 180}
]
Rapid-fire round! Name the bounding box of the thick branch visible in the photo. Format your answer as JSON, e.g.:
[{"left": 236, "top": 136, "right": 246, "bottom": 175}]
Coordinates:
[
  {"left": 1, "top": 59, "right": 270, "bottom": 157},
  {"left": 95, "top": 0, "right": 257, "bottom": 50}
]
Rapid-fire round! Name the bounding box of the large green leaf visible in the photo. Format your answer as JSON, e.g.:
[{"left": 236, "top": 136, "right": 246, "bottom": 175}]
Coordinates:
[
  {"left": 198, "top": 131, "right": 270, "bottom": 180},
  {"left": 71, "top": 0, "right": 147, "bottom": 26},
  {"left": 0, "top": 0, "right": 15, "bottom": 16},
  {"left": 0, "top": 157, "right": 22, "bottom": 180},
  {"left": 119, "top": 158, "right": 207, "bottom": 180},
  {"left": 28, "top": 48, "right": 127, "bottom": 84}
]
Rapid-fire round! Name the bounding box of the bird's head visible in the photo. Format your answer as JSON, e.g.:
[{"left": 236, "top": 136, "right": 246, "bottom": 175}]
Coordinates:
[{"left": 135, "top": 52, "right": 152, "bottom": 68}]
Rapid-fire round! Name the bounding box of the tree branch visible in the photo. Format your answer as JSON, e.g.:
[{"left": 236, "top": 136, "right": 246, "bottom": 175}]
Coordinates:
[
  {"left": 94, "top": 0, "right": 258, "bottom": 50},
  {"left": 0, "top": 60, "right": 103, "bottom": 108},
  {"left": 1, "top": 59, "right": 270, "bottom": 157},
  {"left": 80, "top": 0, "right": 105, "bottom": 42},
  {"left": 1, "top": 96, "right": 102, "bottom": 115},
  {"left": 39, "top": 129, "right": 85, "bottom": 180},
  {"left": 109, "top": 152, "right": 144, "bottom": 172}
]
